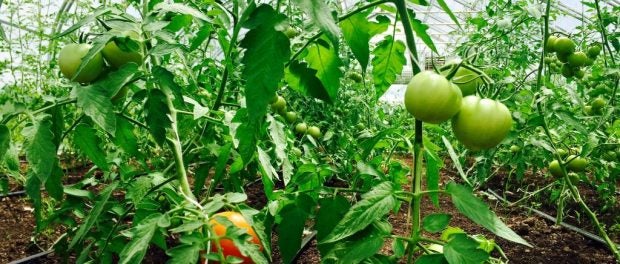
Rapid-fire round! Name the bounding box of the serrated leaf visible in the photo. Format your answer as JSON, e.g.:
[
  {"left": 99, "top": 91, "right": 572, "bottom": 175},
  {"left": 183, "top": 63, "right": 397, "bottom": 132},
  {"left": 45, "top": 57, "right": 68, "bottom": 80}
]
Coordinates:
[
  {"left": 340, "top": 13, "right": 389, "bottom": 72},
  {"left": 321, "top": 224, "right": 385, "bottom": 264},
  {"left": 441, "top": 136, "right": 468, "bottom": 185},
  {"left": 95, "top": 63, "right": 142, "bottom": 98},
  {"left": 446, "top": 182, "right": 531, "bottom": 247},
  {"left": 73, "top": 84, "right": 116, "bottom": 134},
  {"left": 292, "top": 0, "right": 340, "bottom": 47},
  {"left": 422, "top": 214, "right": 452, "bottom": 233},
  {"left": 56, "top": 7, "right": 114, "bottom": 38},
  {"left": 69, "top": 182, "right": 119, "bottom": 251},
  {"left": 74, "top": 123, "right": 109, "bottom": 170},
  {"left": 119, "top": 213, "right": 163, "bottom": 264},
  {"left": 152, "top": 66, "right": 183, "bottom": 105},
  {"left": 211, "top": 143, "right": 232, "bottom": 191},
  {"left": 267, "top": 115, "right": 287, "bottom": 162},
  {"left": 305, "top": 39, "right": 342, "bottom": 103},
  {"left": 371, "top": 36, "right": 406, "bottom": 100},
  {"left": 22, "top": 116, "right": 58, "bottom": 183},
  {"left": 153, "top": 3, "right": 210, "bottom": 21},
  {"left": 240, "top": 5, "right": 290, "bottom": 127},
  {"left": 114, "top": 116, "right": 139, "bottom": 156},
  {"left": 409, "top": 11, "right": 437, "bottom": 53},
  {"left": 285, "top": 60, "right": 330, "bottom": 101},
  {"left": 277, "top": 203, "right": 308, "bottom": 264},
  {"left": 144, "top": 89, "right": 171, "bottom": 145},
  {"left": 0, "top": 125, "right": 10, "bottom": 161},
  {"left": 166, "top": 242, "right": 201, "bottom": 264},
  {"left": 25, "top": 175, "right": 42, "bottom": 229},
  {"left": 443, "top": 234, "right": 489, "bottom": 264},
  {"left": 321, "top": 182, "right": 396, "bottom": 243},
  {"left": 257, "top": 146, "right": 276, "bottom": 183}
]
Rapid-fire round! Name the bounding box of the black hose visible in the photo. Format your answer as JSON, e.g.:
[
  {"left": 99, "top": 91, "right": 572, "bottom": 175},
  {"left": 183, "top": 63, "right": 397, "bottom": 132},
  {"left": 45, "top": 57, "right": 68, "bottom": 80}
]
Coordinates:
[{"left": 7, "top": 250, "right": 53, "bottom": 264}]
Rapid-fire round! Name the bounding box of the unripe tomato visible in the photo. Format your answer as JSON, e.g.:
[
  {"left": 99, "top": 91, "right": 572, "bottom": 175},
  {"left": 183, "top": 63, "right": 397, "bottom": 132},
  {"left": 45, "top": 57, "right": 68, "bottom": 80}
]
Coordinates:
[
  {"left": 557, "top": 52, "right": 569, "bottom": 63},
  {"left": 584, "top": 105, "right": 593, "bottom": 115},
  {"left": 556, "top": 148, "right": 568, "bottom": 157},
  {"left": 441, "top": 65, "right": 483, "bottom": 96},
  {"left": 292, "top": 147, "right": 302, "bottom": 157},
  {"left": 58, "top": 43, "right": 104, "bottom": 83},
  {"left": 284, "top": 26, "right": 299, "bottom": 38},
  {"left": 591, "top": 97, "right": 606, "bottom": 110},
  {"left": 567, "top": 52, "right": 587, "bottom": 67},
  {"left": 102, "top": 37, "right": 144, "bottom": 69},
  {"left": 554, "top": 37, "right": 576, "bottom": 54},
  {"left": 271, "top": 96, "right": 286, "bottom": 112},
  {"left": 546, "top": 35, "right": 558, "bottom": 52},
  {"left": 269, "top": 94, "right": 279, "bottom": 104},
  {"left": 587, "top": 44, "right": 601, "bottom": 58},
  {"left": 566, "top": 155, "right": 588, "bottom": 172},
  {"left": 549, "top": 160, "right": 564, "bottom": 178},
  {"left": 404, "top": 71, "right": 463, "bottom": 124},
  {"left": 584, "top": 57, "right": 595, "bottom": 66},
  {"left": 295, "top": 123, "right": 308, "bottom": 134},
  {"left": 284, "top": 111, "right": 297, "bottom": 123},
  {"left": 208, "top": 211, "right": 262, "bottom": 264},
  {"left": 510, "top": 145, "right": 520, "bottom": 153},
  {"left": 603, "top": 151, "right": 617, "bottom": 161},
  {"left": 308, "top": 126, "right": 321, "bottom": 139},
  {"left": 574, "top": 69, "right": 585, "bottom": 79},
  {"left": 561, "top": 64, "right": 574, "bottom": 78},
  {"left": 451, "top": 96, "right": 512, "bottom": 150}
]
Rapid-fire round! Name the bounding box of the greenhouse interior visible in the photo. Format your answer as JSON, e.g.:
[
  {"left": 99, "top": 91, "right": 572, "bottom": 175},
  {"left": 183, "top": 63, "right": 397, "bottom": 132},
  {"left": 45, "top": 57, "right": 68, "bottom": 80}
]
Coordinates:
[{"left": 0, "top": 0, "right": 619, "bottom": 263}]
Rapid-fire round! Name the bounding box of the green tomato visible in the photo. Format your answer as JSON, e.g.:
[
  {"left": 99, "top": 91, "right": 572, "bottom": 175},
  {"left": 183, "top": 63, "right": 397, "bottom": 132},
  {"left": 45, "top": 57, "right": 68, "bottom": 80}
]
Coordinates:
[
  {"left": 404, "top": 71, "right": 463, "bottom": 124},
  {"left": 574, "top": 69, "right": 585, "bottom": 79},
  {"left": 356, "top": 123, "right": 365, "bottom": 130},
  {"left": 584, "top": 57, "right": 595, "bottom": 66},
  {"left": 308, "top": 126, "right": 321, "bottom": 139},
  {"left": 567, "top": 52, "right": 587, "bottom": 67},
  {"left": 284, "top": 26, "right": 299, "bottom": 38},
  {"left": 451, "top": 96, "right": 513, "bottom": 151},
  {"left": 442, "top": 65, "right": 483, "bottom": 96},
  {"left": 269, "top": 94, "right": 279, "bottom": 104},
  {"left": 557, "top": 52, "right": 569, "bottom": 63},
  {"left": 584, "top": 105, "right": 593, "bottom": 115},
  {"left": 295, "top": 122, "right": 307, "bottom": 134},
  {"left": 603, "top": 151, "right": 617, "bottom": 161},
  {"left": 292, "top": 147, "right": 302, "bottom": 157},
  {"left": 546, "top": 35, "right": 558, "bottom": 52},
  {"left": 566, "top": 155, "right": 588, "bottom": 172},
  {"left": 349, "top": 72, "right": 363, "bottom": 83},
  {"left": 58, "top": 43, "right": 104, "bottom": 83},
  {"left": 271, "top": 96, "right": 286, "bottom": 112},
  {"left": 591, "top": 97, "right": 606, "bottom": 110},
  {"left": 284, "top": 111, "right": 297, "bottom": 123},
  {"left": 549, "top": 160, "right": 564, "bottom": 178},
  {"left": 554, "top": 37, "right": 576, "bottom": 55},
  {"left": 102, "top": 37, "right": 144, "bottom": 69},
  {"left": 556, "top": 148, "right": 568, "bottom": 157},
  {"left": 510, "top": 145, "right": 520, "bottom": 153},
  {"left": 587, "top": 44, "right": 601, "bottom": 58},
  {"left": 561, "top": 64, "right": 574, "bottom": 78}
]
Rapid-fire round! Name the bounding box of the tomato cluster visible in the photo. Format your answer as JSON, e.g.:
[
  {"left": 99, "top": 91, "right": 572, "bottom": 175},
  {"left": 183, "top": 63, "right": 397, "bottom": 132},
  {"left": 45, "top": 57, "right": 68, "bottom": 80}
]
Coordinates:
[
  {"left": 58, "top": 31, "right": 144, "bottom": 85},
  {"left": 404, "top": 69, "right": 512, "bottom": 151},
  {"left": 270, "top": 95, "right": 322, "bottom": 139},
  {"left": 545, "top": 35, "right": 600, "bottom": 79}
]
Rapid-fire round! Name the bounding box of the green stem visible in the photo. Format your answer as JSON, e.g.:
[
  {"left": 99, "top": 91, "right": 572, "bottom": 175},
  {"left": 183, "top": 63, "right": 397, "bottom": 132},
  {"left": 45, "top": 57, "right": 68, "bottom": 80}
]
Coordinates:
[{"left": 164, "top": 92, "right": 196, "bottom": 201}]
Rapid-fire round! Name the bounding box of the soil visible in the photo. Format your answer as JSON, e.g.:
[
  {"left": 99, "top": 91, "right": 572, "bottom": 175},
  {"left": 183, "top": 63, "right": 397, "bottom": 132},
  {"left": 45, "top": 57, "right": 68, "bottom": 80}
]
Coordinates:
[{"left": 1, "top": 156, "right": 617, "bottom": 263}]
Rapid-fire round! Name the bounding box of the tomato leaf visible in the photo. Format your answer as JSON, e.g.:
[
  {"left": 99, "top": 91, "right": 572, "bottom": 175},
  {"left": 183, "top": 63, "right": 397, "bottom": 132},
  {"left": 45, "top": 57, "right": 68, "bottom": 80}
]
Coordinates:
[
  {"left": 56, "top": 7, "right": 114, "bottom": 38},
  {"left": 71, "top": 34, "right": 113, "bottom": 82},
  {"left": 422, "top": 213, "right": 452, "bottom": 233},
  {"left": 22, "top": 115, "right": 58, "bottom": 184},
  {"left": 144, "top": 89, "right": 171, "bottom": 146},
  {"left": 320, "top": 223, "right": 386, "bottom": 263},
  {"left": 277, "top": 203, "right": 308, "bottom": 264},
  {"left": 415, "top": 254, "right": 448, "bottom": 264},
  {"left": 292, "top": 0, "right": 340, "bottom": 47},
  {"left": 267, "top": 115, "right": 287, "bottom": 162},
  {"left": 119, "top": 213, "right": 163, "bottom": 264},
  {"left": 74, "top": 123, "right": 109, "bottom": 171},
  {"left": 25, "top": 175, "right": 42, "bottom": 229},
  {"left": 443, "top": 234, "right": 489, "bottom": 264},
  {"left": 153, "top": 3, "right": 210, "bottom": 22},
  {"left": 371, "top": 36, "right": 406, "bottom": 100},
  {"left": 0, "top": 125, "right": 10, "bottom": 161},
  {"left": 285, "top": 60, "right": 331, "bottom": 102},
  {"left": 73, "top": 83, "right": 116, "bottom": 134},
  {"left": 304, "top": 39, "right": 343, "bottom": 103},
  {"left": 445, "top": 182, "right": 532, "bottom": 247},
  {"left": 320, "top": 181, "right": 396, "bottom": 244},
  {"left": 433, "top": 0, "right": 461, "bottom": 29},
  {"left": 340, "top": 13, "right": 389, "bottom": 72},
  {"left": 68, "top": 182, "right": 119, "bottom": 251},
  {"left": 425, "top": 147, "right": 441, "bottom": 206},
  {"left": 114, "top": 116, "right": 139, "bottom": 156},
  {"left": 408, "top": 10, "right": 437, "bottom": 53},
  {"left": 166, "top": 233, "right": 202, "bottom": 264}
]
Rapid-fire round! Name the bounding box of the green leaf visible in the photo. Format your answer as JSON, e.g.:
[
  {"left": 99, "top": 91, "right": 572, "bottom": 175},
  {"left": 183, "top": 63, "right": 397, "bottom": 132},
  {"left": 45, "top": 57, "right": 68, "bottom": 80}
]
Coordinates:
[
  {"left": 153, "top": 2, "right": 210, "bottom": 22},
  {"left": 277, "top": 203, "right": 308, "bottom": 264},
  {"left": 166, "top": 238, "right": 201, "bottom": 264},
  {"left": 119, "top": 213, "right": 163, "bottom": 264},
  {"left": 422, "top": 214, "right": 452, "bottom": 233},
  {"left": 211, "top": 143, "right": 232, "bottom": 191},
  {"left": 25, "top": 175, "right": 42, "bottom": 229},
  {"left": 73, "top": 83, "right": 116, "bottom": 134},
  {"left": 371, "top": 36, "right": 406, "bottom": 100},
  {"left": 257, "top": 146, "right": 276, "bottom": 184},
  {"left": 340, "top": 13, "right": 389, "bottom": 72},
  {"left": 95, "top": 63, "right": 142, "bottom": 98},
  {"left": 72, "top": 34, "right": 113, "bottom": 82},
  {"left": 415, "top": 254, "right": 448, "bottom": 264},
  {"left": 152, "top": 66, "right": 183, "bottom": 105},
  {"left": 144, "top": 89, "right": 171, "bottom": 145},
  {"left": 409, "top": 10, "right": 437, "bottom": 53},
  {"left": 292, "top": 0, "right": 340, "bottom": 47},
  {"left": 240, "top": 5, "right": 290, "bottom": 127},
  {"left": 0, "top": 124, "right": 10, "bottom": 161},
  {"left": 316, "top": 196, "right": 351, "bottom": 243},
  {"left": 441, "top": 136, "right": 468, "bottom": 185},
  {"left": 321, "top": 182, "right": 396, "bottom": 243},
  {"left": 267, "top": 115, "right": 287, "bottom": 162},
  {"left": 69, "top": 182, "right": 119, "bottom": 251},
  {"left": 56, "top": 7, "right": 114, "bottom": 37},
  {"left": 445, "top": 182, "right": 531, "bottom": 247},
  {"left": 22, "top": 116, "right": 58, "bottom": 183},
  {"left": 74, "top": 123, "right": 109, "bottom": 171},
  {"left": 443, "top": 234, "right": 489, "bottom": 264},
  {"left": 425, "top": 148, "right": 441, "bottom": 206},
  {"left": 321, "top": 224, "right": 385, "bottom": 264},
  {"left": 0, "top": 24, "right": 6, "bottom": 41},
  {"left": 434, "top": 0, "right": 461, "bottom": 29},
  {"left": 305, "top": 39, "right": 343, "bottom": 103},
  {"left": 114, "top": 116, "right": 139, "bottom": 156},
  {"left": 45, "top": 164, "right": 64, "bottom": 200},
  {"left": 285, "top": 60, "right": 330, "bottom": 102}
]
